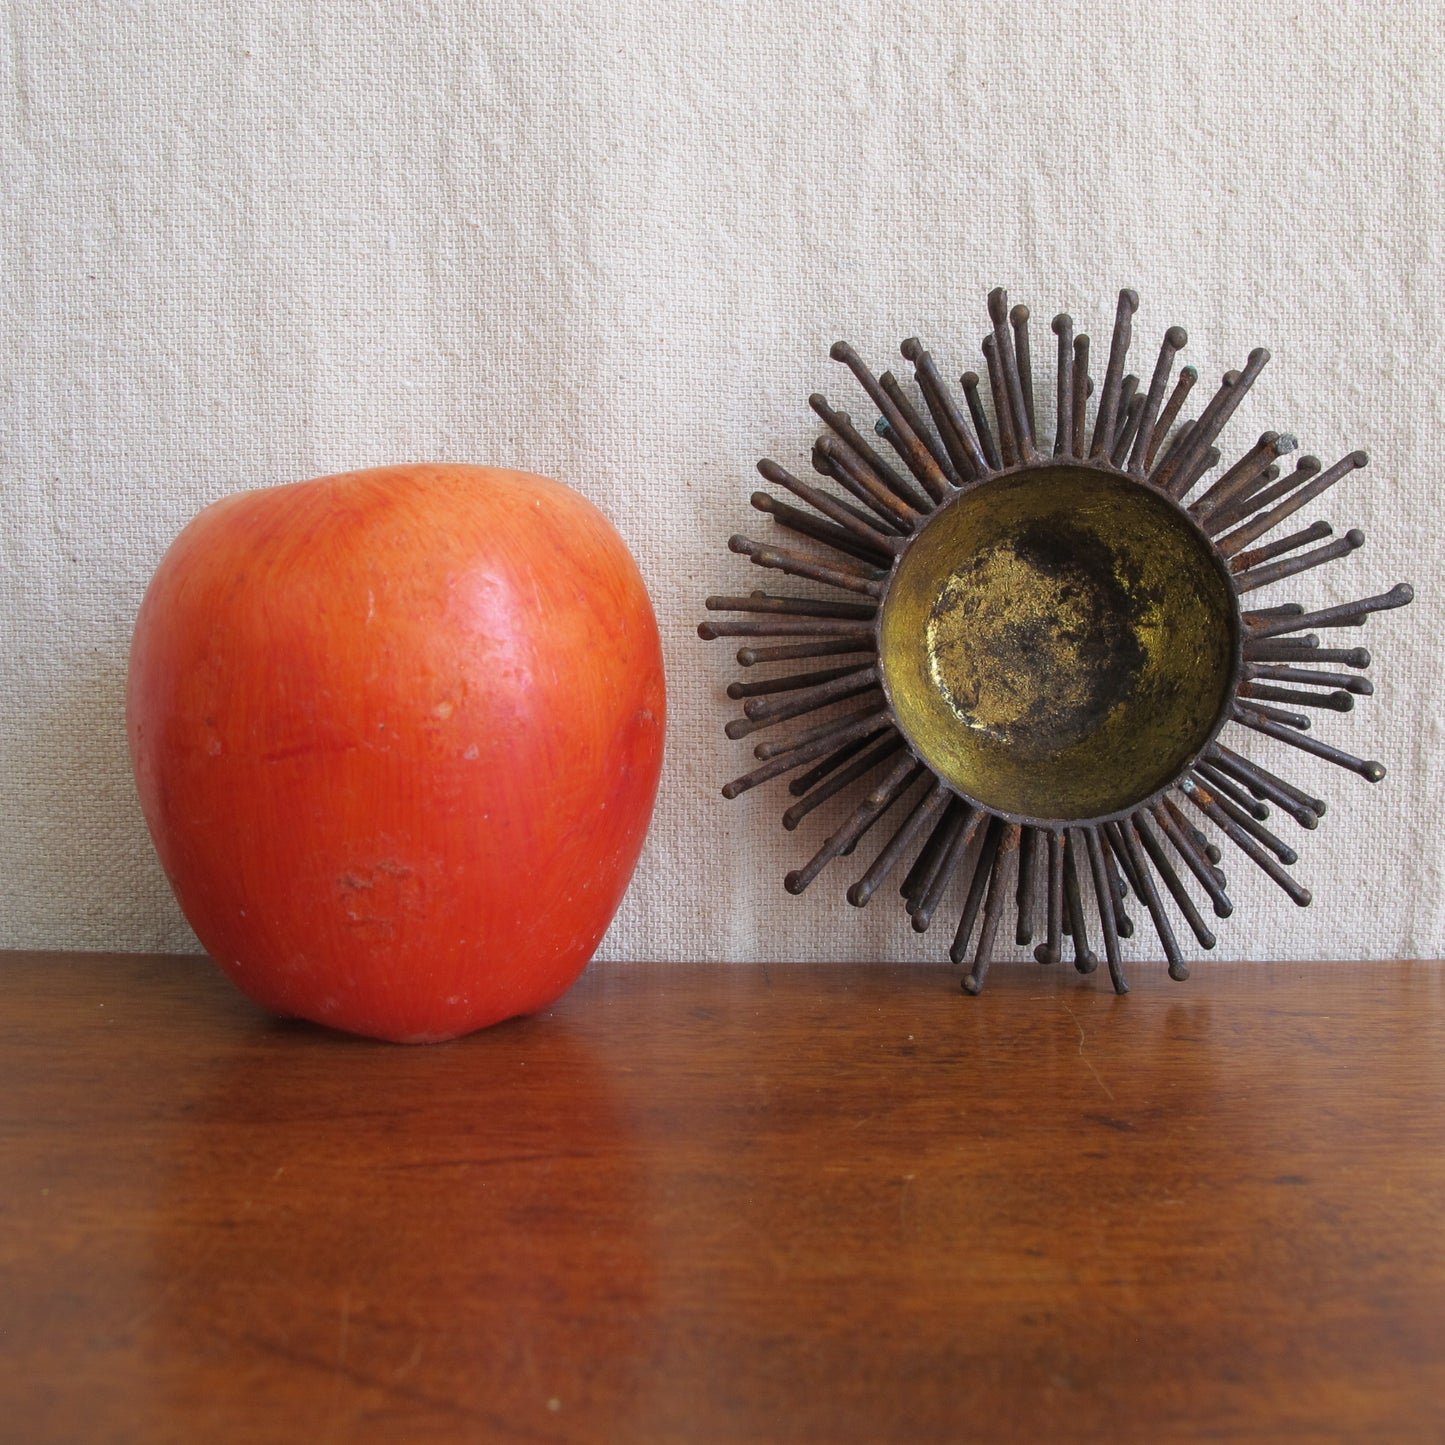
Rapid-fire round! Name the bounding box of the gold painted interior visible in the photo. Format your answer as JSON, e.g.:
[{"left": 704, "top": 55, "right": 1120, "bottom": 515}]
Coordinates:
[{"left": 879, "top": 464, "right": 1239, "bottom": 823}]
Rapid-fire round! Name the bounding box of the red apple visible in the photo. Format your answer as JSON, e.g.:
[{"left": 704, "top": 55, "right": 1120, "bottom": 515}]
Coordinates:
[{"left": 127, "top": 463, "right": 665, "bottom": 1042}]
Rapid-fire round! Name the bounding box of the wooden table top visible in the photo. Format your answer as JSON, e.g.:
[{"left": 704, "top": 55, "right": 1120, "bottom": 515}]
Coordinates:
[{"left": 2, "top": 952, "right": 1442, "bottom": 1443}]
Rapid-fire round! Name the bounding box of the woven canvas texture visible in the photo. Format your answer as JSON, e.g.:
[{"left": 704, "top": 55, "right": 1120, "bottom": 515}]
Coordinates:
[{"left": 2, "top": 0, "right": 1441, "bottom": 963}]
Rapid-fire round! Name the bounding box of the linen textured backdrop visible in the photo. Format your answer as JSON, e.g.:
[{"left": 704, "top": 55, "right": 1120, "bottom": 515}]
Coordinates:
[{"left": 2, "top": 0, "right": 1441, "bottom": 964}]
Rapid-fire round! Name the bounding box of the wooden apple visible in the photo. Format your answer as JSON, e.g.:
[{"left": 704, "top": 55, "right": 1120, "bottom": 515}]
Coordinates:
[{"left": 128, "top": 464, "right": 665, "bottom": 1042}]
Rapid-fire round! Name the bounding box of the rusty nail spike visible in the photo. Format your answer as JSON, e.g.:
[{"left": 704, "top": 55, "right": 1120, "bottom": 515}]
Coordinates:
[
  {"left": 902, "top": 803, "right": 961, "bottom": 908},
  {"left": 1192, "top": 431, "right": 1295, "bottom": 518},
  {"left": 812, "top": 447, "right": 920, "bottom": 537},
  {"left": 749, "top": 495, "right": 893, "bottom": 568},
  {"left": 1230, "top": 519, "right": 1334, "bottom": 574},
  {"left": 1130, "top": 326, "right": 1188, "bottom": 474},
  {"left": 1246, "top": 664, "right": 1373, "bottom": 694},
  {"left": 786, "top": 728, "right": 889, "bottom": 796},
  {"left": 903, "top": 800, "right": 963, "bottom": 904},
  {"left": 1176, "top": 445, "right": 1222, "bottom": 498},
  {"left": 879, "top": 371, "right": 959, "bottom": 485},
  {"left": 1205, "top": 743, "right": 1324, "bottom": 827},
  {"left": 1165, "top": 347, "right": 1270, "bottom": 498},
  {"left": 1241, "top": 700, "right": 1312, "bottom": 730},
  {"left": 720, "top": 706, "right": 891, "bottom": 799},
  {"left": 982, "top": 333, "right": 1021, "bottom": 467},
  {"left": 1237, "top": 681, "right": 1356, "bottom": 713},
  {"left": 1051, "top": 314, "right": 1075, "bottom": 457},
  {"left": 1133, "top": 810, "right": 1217, "bottom": 950},
  {"left": 757, "top": 460, "right": 904, "bottom": 550},
  {"left": 808, "top": 394, "right": 923, "bottom": 512},
  {"left": 830, "top": 342, "right": 951, "bottom": 503},
  {"left": 781, "top": 741, "right": 901, "bottom": 833},
  {"left": 730, "top": 672, "right": 882, "bottom": 737},
  {"left": 1218, "top": 451, "right": 1369, "bottom": 555},
  {"left": 1189, "top": 771, "right": 1298, "bottom": 863},
  {"left": 1231, "top": 531, "right": 1364, "bottom": 592},
  {"left": 740, "top": 664, "right": 881, "bottom": 725},
  {"left": 728, "top": 661, "right": 875, "bottom": 700},
  {"left": 1146, "top": 364, "right": 1198, "bottom": 469},
  {"left": 1242, "top": 633, "right": 1319, "bottom": 655},
  {"left": 1232, "top": 703, "right": 1386, "bottom": 781},
  {"left": 1208, "top": 456, "right": 1323, "bottom": 535},
  {"left": 1063, "top": 829, "right": 1099, "bottom": 972},
  {"left": 1160, "top": 369, "right": 1243, "bottom": 495},
  {"left": 1151, "top": 801, "right": 1233, "bottom": 918},
  {"left": 1114, "top": 817, "right": 1188, "bottom": 980},
  {"left": 1109, "top": 383, "right": 1144, "bottom": 468},
  {"left": 1164, "top": 799, "right": 1224, "bottom": 871},
  {"left": 1015, "top": 825, "right": 1040, "bottom": 945},
  {"left": 960, "top": 370, "right": 1001, "bottom": 471},
  {"left": 783, "top": 732, "right": 899, "bottom": 813},
  {"left": 761, "top": 461, "right": 908, "bottom": 537},
  {"left": 699, "top": 615, "right": 875, "bottom": 640},
  {"left": 1090, "top": 288, "right": 1139, "bottom": 461},
  {"left": 1157, "top": 373, "right": 1237, "bottom": 491},
  {"left": 1178, "top": 778, "right": 1311, "bottom": 906},
  {"left": 1083, "top": 825, "right": 1129, "bottom": 995},
  {"left": 1070, "top": 334, "right": 1091, "bottom": 458},
  {"left": 964, "top": 822, "right": 1023, "bottom": 994},
  {"left": 1103, "top": 841, "right": 1135, "bottom": 939},
  {"left": 849, "top": 782, "right": 953, "bottom": 907},
  {"left": 901, "top": 339, "right": 987, "bottom": 479},
  {"left": 736, "top": 638, "right": 877, "bottom": 666},
  {"left": 707, "top": 591, "right": 875, "bottom": 620},
  {"left": 1011, "top": 304, "right": 1037, "bottom": 440},
  {"left": 1246, "top": 583, "right": 1413, "bottom": 640},
  {"left": 1035, "top": 828, "right": 1066, "bottom": 964},
  {"left": 728, "top": 533, "right": 887, "bottom": 597},
  {"left": 786, "top": 722, "right": 888, "bottom": 789},
  {"left": 909, "top": 808, "right": 982, "bottom": 930},
  {"left": 1193, "top": 762, "right": 1271, "bottom": 821},
  {"left": 753, "top": 701, "right": 891, "bottom": 760},
  {"left": 840, "top": 783, "right": 913, "bottom": 858},
  {"left": 951, "top": 819, "right": 1004, "bottom": 966},
  {"left": 750, "top": 492, "right": 896, "bottom": 565},
  {"left": 1102, "top": 818, "right": 1144, "bottom": 898},
  {"left": 811, "top": 446, "right": 912, "bottom": 531},
  {"left": 815, "top": 433, "right": 925, "bottom": 529},
  {"left": 1154, "top": 418, "right": 1197, "bottom": 478},
  {"left": 989, "top": 288, "right": 1035, "bottom": 458},
  {"left": 784, "top": 753, "right": 922, "bottom": 894}
]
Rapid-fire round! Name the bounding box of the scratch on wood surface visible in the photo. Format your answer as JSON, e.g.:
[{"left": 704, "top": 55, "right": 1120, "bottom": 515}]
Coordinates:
[
  {"left": 120, "top": 1239, "right": 222, "bottom": 1337},
  {"left": 392, "top": 1337, "right": 424, "bottom": 1381},
  {"left": 322, "top": 1286, "right": 352, "bottom": 1443},
  {"left": 1062, "top": 1003, "right": 1115, "bottom": 1102}
]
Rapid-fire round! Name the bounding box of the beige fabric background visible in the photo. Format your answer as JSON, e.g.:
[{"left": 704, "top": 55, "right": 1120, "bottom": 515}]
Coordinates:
[{"left": 2, "top": 0, "right": 1441, "bottom": 964}]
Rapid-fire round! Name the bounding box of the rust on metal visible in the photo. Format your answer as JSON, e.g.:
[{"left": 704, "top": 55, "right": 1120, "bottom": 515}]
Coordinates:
[
  {"left": 736, "top": 638, "right": 878, "bottom": 666},
  {"left": 1130, "top": 326, "right": 1188, "bottom": 475},
  {"left": 701, "top": 287, "right": 1414, "bottom": 994}
]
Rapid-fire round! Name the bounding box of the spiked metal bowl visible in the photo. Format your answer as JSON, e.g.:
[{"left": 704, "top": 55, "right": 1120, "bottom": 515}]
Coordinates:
[{"left": 700, "top": 288, "right": 1414, "bottom": 994}]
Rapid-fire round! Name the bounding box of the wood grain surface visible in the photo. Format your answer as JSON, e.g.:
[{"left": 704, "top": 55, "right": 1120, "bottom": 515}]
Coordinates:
[{"left": 2, "top": 952, "right": 1443, "bottom": 1444}]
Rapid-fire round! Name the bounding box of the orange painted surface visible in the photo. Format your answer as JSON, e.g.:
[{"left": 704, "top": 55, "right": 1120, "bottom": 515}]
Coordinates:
[{"left": 128, "top": 464, "right": 665, "bottom": 1041}]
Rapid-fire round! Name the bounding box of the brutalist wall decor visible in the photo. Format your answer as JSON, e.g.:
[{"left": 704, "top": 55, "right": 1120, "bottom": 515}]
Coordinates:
[{"left": 700, "top": 289, "right": 1414, "bottom": 993}]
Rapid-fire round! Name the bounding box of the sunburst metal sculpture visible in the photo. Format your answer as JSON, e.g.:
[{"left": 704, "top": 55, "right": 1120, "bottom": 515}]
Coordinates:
[{"left": 700, "top": 288, "right": 1414, "bottom": 993}]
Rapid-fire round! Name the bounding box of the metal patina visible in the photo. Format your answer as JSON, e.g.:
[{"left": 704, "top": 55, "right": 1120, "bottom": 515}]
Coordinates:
[
  {"left": 880, "top": 462, "right": 1239, "bottom": 823},
  {"left": 700, "top": 287, "right": 1414, "bottom": 995}
]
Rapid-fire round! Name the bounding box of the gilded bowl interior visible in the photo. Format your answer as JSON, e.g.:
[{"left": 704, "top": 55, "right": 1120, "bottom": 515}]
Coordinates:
[{"left": 878, "top": 463, "right": 1240, "bottom": 823}]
